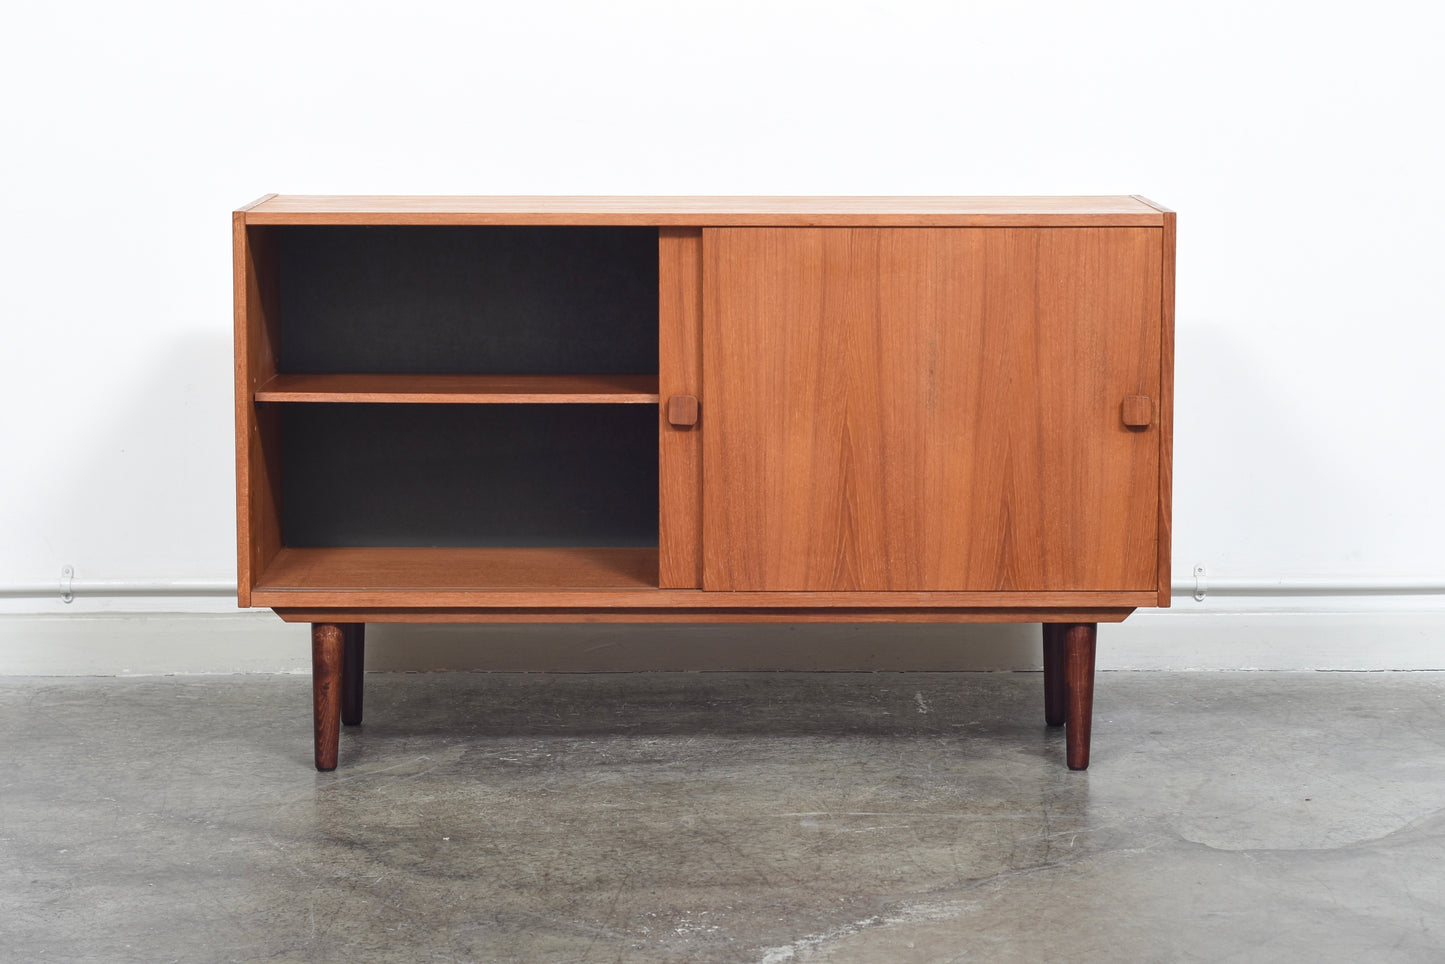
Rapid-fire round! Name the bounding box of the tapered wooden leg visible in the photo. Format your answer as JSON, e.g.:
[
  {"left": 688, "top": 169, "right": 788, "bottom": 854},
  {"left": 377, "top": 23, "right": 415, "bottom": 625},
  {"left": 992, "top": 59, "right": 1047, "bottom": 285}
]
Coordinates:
[
  {"left": 312, "top": 623, "right": 344, "bottom": 771},
  {"left": 1042, "top": 624, "right": 1066, "bottom": 727},
  {"left": 1064, "top": 623, "right": 1098, "bottom": 770},
  {"left": 341, "top": 623, "right": 365, "bottom": 726}
]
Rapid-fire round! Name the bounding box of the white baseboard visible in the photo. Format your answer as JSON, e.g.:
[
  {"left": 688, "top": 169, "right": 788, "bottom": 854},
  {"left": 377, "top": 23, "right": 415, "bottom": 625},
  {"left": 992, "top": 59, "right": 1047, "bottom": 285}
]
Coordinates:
[{"left": 1, "top": 602, "right": 1442, "bottom": 675}]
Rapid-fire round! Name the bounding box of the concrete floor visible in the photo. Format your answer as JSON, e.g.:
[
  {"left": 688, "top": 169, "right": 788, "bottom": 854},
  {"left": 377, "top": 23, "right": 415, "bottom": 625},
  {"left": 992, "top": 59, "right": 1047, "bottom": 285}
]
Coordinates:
[{"left": 2, "top": 672, "right": 1444, "bottom": 962}]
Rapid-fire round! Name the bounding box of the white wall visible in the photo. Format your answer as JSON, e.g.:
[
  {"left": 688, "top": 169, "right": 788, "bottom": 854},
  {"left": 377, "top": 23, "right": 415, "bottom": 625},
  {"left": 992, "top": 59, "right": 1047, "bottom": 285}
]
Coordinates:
[{"left": 2, "top": 1, "right": 1442, "bottom": 669}]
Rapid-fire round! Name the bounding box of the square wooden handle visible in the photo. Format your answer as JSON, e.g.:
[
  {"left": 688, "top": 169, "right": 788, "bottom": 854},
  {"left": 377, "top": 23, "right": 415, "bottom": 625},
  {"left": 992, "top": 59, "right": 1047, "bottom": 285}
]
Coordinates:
[
  {"left": 668, "top": 395, "right": 699, "bottom": 427},
  {"left": 1121, "top": 395, "right": 1152, "bottom": 428}
]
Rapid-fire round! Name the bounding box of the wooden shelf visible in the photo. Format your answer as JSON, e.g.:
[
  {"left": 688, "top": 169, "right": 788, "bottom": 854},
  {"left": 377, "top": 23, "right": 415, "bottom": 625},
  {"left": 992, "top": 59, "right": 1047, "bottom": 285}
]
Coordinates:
[
  {"left": 256, "top": 546, "right": 660, "bottom": 592},
  {"left": 255, "top": 373, "right": 660, "bottom": 404},
  {"left": 252, "top": 547, "right": 1156, "bottom": 610}
]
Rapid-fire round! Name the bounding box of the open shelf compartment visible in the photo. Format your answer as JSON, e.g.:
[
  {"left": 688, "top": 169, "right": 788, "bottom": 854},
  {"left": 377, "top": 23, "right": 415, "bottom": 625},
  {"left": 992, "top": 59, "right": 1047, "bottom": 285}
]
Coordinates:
[
  {"left": 237, "top": 222, "right": 665, "bottom": 600},
  {"left": 280, "top": 403, "right": 658, "bottom": 550},
  {"left": 276, "top": 225, "right": 658, "bottom": 376}
]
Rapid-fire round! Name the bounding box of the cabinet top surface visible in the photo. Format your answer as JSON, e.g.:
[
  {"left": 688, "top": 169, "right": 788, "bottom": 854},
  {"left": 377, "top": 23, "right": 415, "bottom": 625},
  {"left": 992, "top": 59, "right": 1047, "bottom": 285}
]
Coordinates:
[{"left": 239, "top": 195, "right": 1169, "bottom": 226}]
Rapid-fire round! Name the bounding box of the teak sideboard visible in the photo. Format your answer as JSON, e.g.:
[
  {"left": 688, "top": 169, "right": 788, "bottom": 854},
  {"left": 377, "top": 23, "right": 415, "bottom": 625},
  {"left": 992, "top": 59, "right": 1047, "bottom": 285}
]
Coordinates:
[{"left": 233, "top": 195, "right": 1176, "bottom": 772}]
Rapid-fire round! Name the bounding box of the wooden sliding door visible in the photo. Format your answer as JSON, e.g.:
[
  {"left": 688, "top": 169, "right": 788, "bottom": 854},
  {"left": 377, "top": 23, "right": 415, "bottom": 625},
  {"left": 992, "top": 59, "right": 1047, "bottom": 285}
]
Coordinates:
[{"left": 699, "top": 227, "right": 1163, "bottom": 592}]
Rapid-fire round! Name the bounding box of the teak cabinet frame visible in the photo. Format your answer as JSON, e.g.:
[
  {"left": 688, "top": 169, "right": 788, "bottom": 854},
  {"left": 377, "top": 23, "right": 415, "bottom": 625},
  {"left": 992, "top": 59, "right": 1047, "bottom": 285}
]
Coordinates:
[{"left": 234, "top": 195, "right": 1176, "bottom": 772}]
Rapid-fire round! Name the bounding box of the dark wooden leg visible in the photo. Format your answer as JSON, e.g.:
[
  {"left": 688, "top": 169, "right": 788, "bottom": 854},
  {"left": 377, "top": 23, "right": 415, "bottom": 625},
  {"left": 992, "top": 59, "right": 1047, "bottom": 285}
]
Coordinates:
[
  {"left": 1064, "top": 623, "right": 1098, "bottom": 770},
  {"left": 341, "top": 623, "right": 365, "bottom": 726},
  {"left": 1042, "top": 624, "right": 1066, "bottom": 727},
  {"left": 312, "top": 623, "right": 344, "bottom": 771}
]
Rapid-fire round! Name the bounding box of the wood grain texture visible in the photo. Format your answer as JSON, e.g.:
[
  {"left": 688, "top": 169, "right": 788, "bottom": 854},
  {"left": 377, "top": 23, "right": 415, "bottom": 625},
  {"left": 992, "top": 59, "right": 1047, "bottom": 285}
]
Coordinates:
[
  {"left": 658, "top": 229, "right": 704, "bottom": 588},
  {"left": 243, "top": 195, "right": 1164, "bottom": 227},
  {"left": 259, "top": 547, "right": 660, "bottom": 591},
  {"left": 254, "top": 373, "right": 659, "bottom": 404},
  {"left": 1064, "top": 622, "right": 1098, "bottom": 769},
  {"left": 275, "top": 607, "right": 1138, "bottom": 624},
  {"left": 1157, "top": 210, "right": 1177, "bottom": 607},
  {"left": 311, "top": 623, "right": 344, "bottom": 771},
  {"left": 702, "top": 227, "right": 1162, "bottom": 593},
  {"left": 233, "top": 219, "right": 282, "bottom": 608}
]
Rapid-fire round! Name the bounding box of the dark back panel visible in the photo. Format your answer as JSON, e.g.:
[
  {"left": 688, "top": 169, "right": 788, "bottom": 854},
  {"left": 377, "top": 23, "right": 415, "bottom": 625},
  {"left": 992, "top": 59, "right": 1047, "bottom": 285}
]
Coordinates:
[
  {"left": 278, "top": 226, "right": 658, "bottom": 374},
  {"left": 281, "top": 404, "right": 658, "bottom": 547}
]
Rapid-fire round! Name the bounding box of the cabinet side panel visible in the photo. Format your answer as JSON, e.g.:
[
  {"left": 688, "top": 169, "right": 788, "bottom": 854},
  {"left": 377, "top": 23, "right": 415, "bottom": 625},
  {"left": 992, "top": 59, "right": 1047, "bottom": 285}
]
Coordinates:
[
  {"left": 1157, "top": 211, "right": 1176, "bottom": 606},
  {"left": 234, "top": 219, "right": 282, "bottom": 606},
  {"left": 659, "top": 229, "right": 704, "bottom": 587}
]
